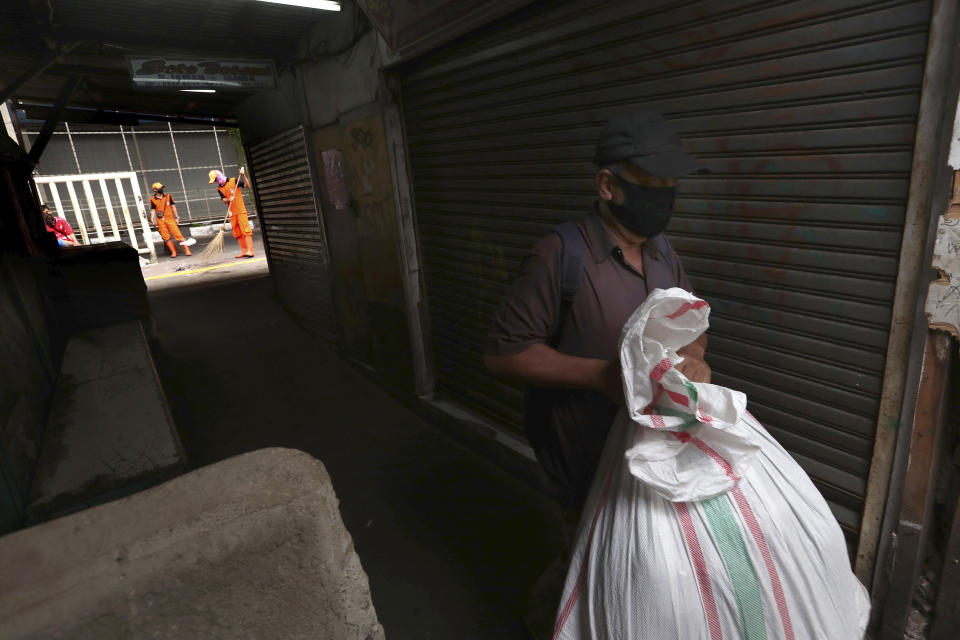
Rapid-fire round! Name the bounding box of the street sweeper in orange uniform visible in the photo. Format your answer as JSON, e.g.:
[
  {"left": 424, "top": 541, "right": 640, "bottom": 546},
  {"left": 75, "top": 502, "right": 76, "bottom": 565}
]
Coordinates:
[
  {"left": 149, "top": 182, "right": 194, "bottom": 257},
  {"left": 209, "top": 168, "right": 254, "bottom": 258}
]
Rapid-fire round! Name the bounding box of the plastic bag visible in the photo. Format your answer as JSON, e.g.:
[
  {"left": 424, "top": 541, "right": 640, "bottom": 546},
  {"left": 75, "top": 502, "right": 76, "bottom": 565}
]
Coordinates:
[{"left": 553, "top": 288, "right": 870, "bottom": 640}]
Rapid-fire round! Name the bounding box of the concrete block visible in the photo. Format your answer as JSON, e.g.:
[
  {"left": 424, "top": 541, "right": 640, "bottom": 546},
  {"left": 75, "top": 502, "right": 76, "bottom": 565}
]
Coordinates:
[
  {"left": 53, "top": 242, "right": 151, "bottom": 332},
  {"left": 0, "top": 448, "right": 385, "bottom": 640},
  {"left": 27, "top": 321, "right": 185, "bottom": 522}
]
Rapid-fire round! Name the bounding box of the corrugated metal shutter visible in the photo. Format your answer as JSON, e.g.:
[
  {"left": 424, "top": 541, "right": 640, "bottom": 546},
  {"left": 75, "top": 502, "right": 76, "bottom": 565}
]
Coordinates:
[
  {"left": 400, "top": 0, "right": 931, "bottom": 541},
  {"left": 249, "top": 126, "right": 335, "bottom": 341}
]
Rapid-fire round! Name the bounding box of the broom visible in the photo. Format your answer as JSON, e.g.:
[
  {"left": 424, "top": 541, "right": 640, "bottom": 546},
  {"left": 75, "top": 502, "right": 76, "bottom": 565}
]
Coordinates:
[{"left": 197, "top": 167, "right": 243, "bottom": 261}]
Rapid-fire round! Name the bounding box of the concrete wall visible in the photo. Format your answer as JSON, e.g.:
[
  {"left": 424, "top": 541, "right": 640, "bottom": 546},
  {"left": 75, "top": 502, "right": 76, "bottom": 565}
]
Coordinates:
[
  {"left": 0, "top": 146, "right": 64, "bottom": 533},
  {"left": 237, "top": 1, "right": 379, "bottom": 146},
  {"left": 0, "top": 258, "right": 60, "bottom": 533},
  {"left": 237, "top": 1, "right": 415, "bottom": 391},
  {"left": 312, "top": 112, "right": 413, "bottom": 387}
]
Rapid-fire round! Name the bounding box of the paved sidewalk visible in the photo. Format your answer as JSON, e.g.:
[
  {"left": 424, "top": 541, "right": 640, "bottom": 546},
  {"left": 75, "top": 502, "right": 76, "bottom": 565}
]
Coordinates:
[{"left": 141, "top": 235, "right": 268, "bottom": 293}]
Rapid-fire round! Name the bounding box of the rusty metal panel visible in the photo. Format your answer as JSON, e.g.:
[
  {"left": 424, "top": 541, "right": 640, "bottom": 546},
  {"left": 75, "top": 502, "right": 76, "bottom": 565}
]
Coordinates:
[
  {"left": 400, "top": 0, "right": 931, "bottom": 541},
  {"left": 248, "top": 127, "right": 335, "bottom": 341}
]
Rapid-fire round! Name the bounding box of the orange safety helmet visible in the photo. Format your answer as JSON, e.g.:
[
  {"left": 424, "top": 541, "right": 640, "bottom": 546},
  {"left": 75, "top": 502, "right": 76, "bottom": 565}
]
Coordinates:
[{"left": 151, "top": 182, "right": 164, "bottom": 191}]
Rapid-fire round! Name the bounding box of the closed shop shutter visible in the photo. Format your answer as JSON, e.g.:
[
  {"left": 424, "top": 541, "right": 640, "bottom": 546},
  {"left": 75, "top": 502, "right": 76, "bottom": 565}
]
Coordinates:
[
  {"left": 249, "top": 126, "right": 335, "bottom": 341},
  {"left": 400, "top": 0, "right": 931, "bottom": 541}
]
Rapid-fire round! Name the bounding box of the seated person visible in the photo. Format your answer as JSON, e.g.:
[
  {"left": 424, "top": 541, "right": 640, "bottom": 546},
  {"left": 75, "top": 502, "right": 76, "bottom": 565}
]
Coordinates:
[{"left": 42, "top": 204, "right": 79, "bottom": 247}]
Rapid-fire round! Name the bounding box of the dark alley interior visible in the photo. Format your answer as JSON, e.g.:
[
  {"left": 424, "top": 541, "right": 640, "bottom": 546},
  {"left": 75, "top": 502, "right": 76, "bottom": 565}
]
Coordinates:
[{"left": 2, "top": 1, "right": 960, "bottom": 639}]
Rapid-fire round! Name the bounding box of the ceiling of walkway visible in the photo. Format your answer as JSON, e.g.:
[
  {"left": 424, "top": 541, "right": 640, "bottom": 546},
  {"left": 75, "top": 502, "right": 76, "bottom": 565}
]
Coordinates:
[{"left": 0, "top": 0, "right": 348, "bottom": 123}]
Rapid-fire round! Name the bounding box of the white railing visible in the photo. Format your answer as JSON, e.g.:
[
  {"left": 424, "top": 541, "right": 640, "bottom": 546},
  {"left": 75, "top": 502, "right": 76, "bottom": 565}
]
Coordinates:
[{"left": 33, "top": 171, "right": 158, "bottom": 263}]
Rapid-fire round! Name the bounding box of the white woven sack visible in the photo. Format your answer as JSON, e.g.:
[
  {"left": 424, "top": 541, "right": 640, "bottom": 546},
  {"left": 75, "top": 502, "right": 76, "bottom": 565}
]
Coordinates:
[{"left": 553, "top": 288, "right": 870, "bottom": 640}]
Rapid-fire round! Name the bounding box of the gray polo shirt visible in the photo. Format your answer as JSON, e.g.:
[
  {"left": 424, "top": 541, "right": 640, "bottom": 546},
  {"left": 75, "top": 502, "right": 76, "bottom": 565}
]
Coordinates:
[{"left": 486, "top": 202, "right": 693, "bottom": 507}]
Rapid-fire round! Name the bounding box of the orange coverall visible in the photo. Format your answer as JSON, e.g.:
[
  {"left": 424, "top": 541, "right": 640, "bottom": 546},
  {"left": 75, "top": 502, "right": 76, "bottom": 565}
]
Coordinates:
[
  {"left": 218, "top": 177, "right": 254, "bottom": 257},
  {"left": 151, "top": 193, "right": 187, "bottom": 242}
]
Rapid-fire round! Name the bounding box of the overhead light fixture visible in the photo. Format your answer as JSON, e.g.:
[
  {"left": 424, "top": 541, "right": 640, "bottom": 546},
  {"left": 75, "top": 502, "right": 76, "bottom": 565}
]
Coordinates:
[
  {"left": 255, "top": 0, "right": 341, "bottom": 10},
  {"left": 180, "top": 89, "right": 216, "bottom": 93}
]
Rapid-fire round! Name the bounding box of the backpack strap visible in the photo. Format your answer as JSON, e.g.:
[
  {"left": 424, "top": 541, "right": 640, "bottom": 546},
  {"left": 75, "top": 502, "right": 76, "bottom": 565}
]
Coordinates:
[
  {"left": 550, "top": 221, "right": 585, "bottom": 348},
  {"left": 524, "top": 222, "right": 583, "bottom": 451}
]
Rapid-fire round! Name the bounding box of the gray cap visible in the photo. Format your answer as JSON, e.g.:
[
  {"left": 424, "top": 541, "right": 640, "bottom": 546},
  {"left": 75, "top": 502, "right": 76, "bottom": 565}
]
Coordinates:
[{"left": 593, "top": 111, "right": 705, "bottom": 178}]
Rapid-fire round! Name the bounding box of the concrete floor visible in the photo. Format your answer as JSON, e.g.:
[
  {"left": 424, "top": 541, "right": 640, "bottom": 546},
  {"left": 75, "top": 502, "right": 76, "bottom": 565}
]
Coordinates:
[{"left": 148, "top": 273, "right": 563, "bottom": 639}]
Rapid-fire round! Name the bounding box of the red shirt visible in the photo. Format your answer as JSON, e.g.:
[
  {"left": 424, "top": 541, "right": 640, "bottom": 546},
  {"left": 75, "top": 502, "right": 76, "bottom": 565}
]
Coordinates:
[{"left": 45, "top": 216, "right": 74, "bottom": 241}]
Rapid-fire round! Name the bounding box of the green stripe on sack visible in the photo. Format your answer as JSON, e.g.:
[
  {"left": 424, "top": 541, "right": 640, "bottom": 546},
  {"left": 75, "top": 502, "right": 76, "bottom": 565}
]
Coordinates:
[
  {"left": 701, "top": 495, "right": 767, "bottom": 640},
  {"left": 683, "top": 379, "right": 699, "bottom": 404},
  {"left": 654, "top": 407, "right": 700, "bottom": 431}
]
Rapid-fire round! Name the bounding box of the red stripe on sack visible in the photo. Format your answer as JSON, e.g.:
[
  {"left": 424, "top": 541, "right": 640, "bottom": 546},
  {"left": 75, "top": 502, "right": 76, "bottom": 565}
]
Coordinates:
[
  {"left": 665, "top": 388, "right": 691, "bottom": 407},
  {"left": 666, "top": 300, "right": 710, "bottom": 319},
  {"left": 691, "top": 437, "right": 739, "bottom": 482},
  {"left": 698, "top": 412, "right": 713, "bottom": 424},
  {"left": 553, "top": 474, "right": 612, "bottom": 640},
  {"left": 667, "top": 430, "right": 740, "bottom": 482},
  {"left": 651, "top": 358, "right": 672, "bottom": 382},
  {"left": 644, "top": 386, "right": 665, "bottom": 414},
  {"left": 732, "top": 486, "right": 796, "bottom": 640},
  {"left": 674, "top": 502, "right": 725, "bottom": 640},
  {"left": 651, "top": 413, "right": 667, "bottom": 429}
]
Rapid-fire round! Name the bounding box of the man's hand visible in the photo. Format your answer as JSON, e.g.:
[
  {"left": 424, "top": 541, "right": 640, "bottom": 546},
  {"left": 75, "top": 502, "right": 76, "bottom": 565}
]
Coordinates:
[
  {"left": 676, "top": 354, "right": 711, "bottom": 384},
  {"left": 597, "top": 360, "right": 625, "bottom": 405},
  {"left": 675, "top": 333, "right": 710, "bottom": 383}
]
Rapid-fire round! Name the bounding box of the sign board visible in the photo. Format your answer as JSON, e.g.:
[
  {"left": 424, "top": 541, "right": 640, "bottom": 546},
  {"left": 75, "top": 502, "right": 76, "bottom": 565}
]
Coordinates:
[{"left": 127, "top": 57, "right": 277, "bottom": 90}]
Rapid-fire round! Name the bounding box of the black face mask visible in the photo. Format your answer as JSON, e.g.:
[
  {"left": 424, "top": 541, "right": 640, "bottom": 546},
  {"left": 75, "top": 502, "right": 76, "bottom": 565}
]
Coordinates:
[
  {"left": 154, "top": 190, "right": 163, "bottom": 196},
  {"left": 607, "top": 173, "right": 676, "bottom": 238}
]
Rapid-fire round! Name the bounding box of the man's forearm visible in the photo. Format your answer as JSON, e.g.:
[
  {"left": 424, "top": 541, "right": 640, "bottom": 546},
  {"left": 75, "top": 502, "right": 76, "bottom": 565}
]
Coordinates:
[{"left": 484, "top": 343, "right": 609, "bottom": 392}]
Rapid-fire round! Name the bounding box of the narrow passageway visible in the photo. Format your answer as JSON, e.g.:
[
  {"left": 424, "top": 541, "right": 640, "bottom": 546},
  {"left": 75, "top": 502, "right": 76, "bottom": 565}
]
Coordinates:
[{"left": 148, "top": 274, "right": 561, "bottom": 639}]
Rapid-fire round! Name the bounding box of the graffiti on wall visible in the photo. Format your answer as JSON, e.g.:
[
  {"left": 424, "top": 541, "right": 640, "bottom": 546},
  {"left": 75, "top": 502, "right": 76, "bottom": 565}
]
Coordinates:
[
  {"left": 321, "top": 149, "right": 350, "bottom": 210},
  {"left": 345, "top": 121, "right": 396, "bottom": 242},
  {"left": 310, "top": 114, "right": 404, "bottom": 353}
]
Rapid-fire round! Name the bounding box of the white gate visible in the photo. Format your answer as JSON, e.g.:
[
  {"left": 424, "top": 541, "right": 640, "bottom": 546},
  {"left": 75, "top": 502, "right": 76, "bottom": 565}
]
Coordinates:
[{"left": 33, "top": 171, "right": 158, "bottom": 262}]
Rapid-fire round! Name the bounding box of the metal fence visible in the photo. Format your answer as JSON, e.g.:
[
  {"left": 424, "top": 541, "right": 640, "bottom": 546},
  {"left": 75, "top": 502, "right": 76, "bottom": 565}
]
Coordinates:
[
  {"left": 22, "top": 122, "right": 254, "bottom": 226},
  {"left": 34, "top": 171, "right": 158, "bottom": 262}
]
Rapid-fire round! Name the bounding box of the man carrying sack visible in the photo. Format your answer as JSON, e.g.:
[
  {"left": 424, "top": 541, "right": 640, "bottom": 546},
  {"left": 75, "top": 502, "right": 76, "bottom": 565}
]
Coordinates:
[
  {"left": 483, "top": 111, "right": 710, "bottom": 638},
  {"left": 209, "top": 168, "right": 254, "bottom": 259},
  {"left": 149, "top": 182, "right": 193, "bottom": 258}
]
